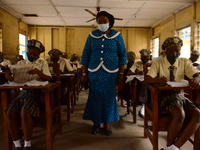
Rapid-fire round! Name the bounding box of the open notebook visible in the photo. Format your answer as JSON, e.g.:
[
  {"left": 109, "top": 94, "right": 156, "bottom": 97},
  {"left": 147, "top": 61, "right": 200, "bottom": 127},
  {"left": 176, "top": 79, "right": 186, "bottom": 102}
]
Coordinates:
[
  {"left": 166, "top": 80, "right": 189, "bottom": 87},
  {"left": 10, "top": 64, "right": 34, "bottom": 82},
  {"left": 1, "top": 80, "right": 49, "bottom": 86}
]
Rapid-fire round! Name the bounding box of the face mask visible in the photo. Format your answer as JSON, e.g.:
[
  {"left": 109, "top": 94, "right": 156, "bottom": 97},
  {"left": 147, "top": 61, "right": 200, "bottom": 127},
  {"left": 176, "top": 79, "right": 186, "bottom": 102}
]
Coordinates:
[
  {"left": 190, "top": 58, "right": 197, "bottom": 63},
  {"left": 142, "top": 60, "right": 149, "bottom": 64},
  {"left": 98, "top": 23, "right": 109, "bottom": 32},
  {"left": 166, "top": 53, "right": 179, "bottom": 63},
  {"left": 27, "top": 55, "right": 38, "bottom": 62}
]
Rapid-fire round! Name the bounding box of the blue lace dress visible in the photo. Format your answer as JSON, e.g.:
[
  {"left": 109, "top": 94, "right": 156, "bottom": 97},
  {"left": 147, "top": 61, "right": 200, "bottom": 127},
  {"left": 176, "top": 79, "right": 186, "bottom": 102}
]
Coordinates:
[{"left": 81, "top": 29, "right": 127, "bottom": 126}]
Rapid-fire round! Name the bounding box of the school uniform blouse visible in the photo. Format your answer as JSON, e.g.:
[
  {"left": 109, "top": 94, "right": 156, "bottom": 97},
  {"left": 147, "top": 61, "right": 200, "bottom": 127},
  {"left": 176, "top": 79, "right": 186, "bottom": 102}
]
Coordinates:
[
  {"left": 17, "top": 58, "right": 51, "bottom": 80},
  {"left": 46, "top": 57, "right": 73, "bottom": 74},
  {"left": 81, "top": 29, "right": 127, "bottom": 73},
  {"left": 147, "top": 56, "right": 197, "bottom": 81},
  {"left": 129, "top": 60, "right": 151, "bottom": 73},
  {"left": 0, "top": 59, "right": 11, "bottom": 67}
]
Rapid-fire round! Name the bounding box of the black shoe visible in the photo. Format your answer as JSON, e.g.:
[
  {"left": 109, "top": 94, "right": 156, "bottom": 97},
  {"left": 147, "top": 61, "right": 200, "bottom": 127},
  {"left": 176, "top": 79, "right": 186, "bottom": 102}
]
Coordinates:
[
  {"left": 104, "top": 130, "right": 112, "bottom": 136},
  {"left": 91, "top": 124, "right": 100, "bottom": 134}
]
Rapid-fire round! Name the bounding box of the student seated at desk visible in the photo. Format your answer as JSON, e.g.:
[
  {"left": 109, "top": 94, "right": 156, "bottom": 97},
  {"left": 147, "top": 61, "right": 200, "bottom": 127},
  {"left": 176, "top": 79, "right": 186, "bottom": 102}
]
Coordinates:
[
  {"left": 69, "top": 53, "right": 82, "bottom": 70},
  {"left": 144, "top": 37, "right": 200, "bottom": 150},
  {"left": 189, "top": 50, "right": 200, "bottom": 67},
  {"left": 118, "top": 51, "right": 136, "bottom": 104},
  {"left": 5, "top": 39, "right": 51, "bottom": 150},
  {"left": 0, "top": 52, "right": 11, "bottom": 72},
  {"left": 127, "top": 49, "right": 152, "bottom": 75},
  {"left": 46, "top": 49, "right": 74, "bottom": 74},
  {"left": 127, "top": 49, "right": 152, "bottom": 118}
]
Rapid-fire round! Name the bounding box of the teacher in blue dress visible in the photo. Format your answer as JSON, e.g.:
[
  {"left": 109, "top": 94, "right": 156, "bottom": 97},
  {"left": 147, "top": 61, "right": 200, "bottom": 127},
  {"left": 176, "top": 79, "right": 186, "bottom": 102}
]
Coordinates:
[{"left": 81, "top": 11, "right": 127, "bottom": 136}]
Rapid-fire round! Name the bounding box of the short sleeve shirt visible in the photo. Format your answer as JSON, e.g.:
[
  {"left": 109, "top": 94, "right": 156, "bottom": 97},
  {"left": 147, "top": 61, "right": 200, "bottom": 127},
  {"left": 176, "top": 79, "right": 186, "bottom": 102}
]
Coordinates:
[
  {"left": 17, "top": 59, "right": 51, "bottom": 81},
  {"left": 46, "top": 57, "right": 73, "bottom": 74},
  {"left": 147, "top": 56, "right": 197, "bottom": 81},
  {"left": 0, "top": 59, "right": 11, "bottom": 67},
  {"left": 129, "top": 61, "right": 151, "bottom": 73}
]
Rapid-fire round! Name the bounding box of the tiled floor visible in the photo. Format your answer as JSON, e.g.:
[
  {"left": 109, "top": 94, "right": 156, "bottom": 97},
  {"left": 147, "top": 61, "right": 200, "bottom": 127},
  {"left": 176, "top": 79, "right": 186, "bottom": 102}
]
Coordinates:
[{"left": 0, "top": 90, "right": 194, "bottom": 150}]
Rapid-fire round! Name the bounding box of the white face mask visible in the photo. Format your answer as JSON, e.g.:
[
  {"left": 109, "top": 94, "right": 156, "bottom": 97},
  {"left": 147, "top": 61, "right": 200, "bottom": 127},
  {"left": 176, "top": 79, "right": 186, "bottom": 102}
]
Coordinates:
[{"left": 98, "top": 23, "right": 109, "bottom": 32}]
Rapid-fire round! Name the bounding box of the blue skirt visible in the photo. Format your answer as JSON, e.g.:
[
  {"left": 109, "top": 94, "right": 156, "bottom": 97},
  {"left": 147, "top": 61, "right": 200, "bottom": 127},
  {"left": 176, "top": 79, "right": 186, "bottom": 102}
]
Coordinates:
[{"left": 83, "top": 68, "right": 120, "bottom": 126}]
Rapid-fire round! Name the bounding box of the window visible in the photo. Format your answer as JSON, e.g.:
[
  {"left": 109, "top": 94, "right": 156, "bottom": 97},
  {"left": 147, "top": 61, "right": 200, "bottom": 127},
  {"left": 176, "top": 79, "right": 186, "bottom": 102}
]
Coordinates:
[
  {"left": 19, "top": 34, "right": 27, "bottom": 59},
  {"left": 150, "top": 37, "right": 159, "bottom": 58},
  {"left": 195, "top": 22, "right": 200, "bottom": 52},
  {"left": 177, "top": 26, "right": 191, "bottom": 58}
]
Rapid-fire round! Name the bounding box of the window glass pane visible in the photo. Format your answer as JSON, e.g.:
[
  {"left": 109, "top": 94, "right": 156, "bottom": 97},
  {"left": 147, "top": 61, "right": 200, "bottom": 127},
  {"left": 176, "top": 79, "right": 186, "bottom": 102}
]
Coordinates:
[
  {"left": 150, "top": 37, "right": 159, "bottom": 58},
  {"left": 178, "top": 27, "right": 191, "bottom": 58},
  {"left": 19, "top": 34, "right": 27, "bottom": 59}
]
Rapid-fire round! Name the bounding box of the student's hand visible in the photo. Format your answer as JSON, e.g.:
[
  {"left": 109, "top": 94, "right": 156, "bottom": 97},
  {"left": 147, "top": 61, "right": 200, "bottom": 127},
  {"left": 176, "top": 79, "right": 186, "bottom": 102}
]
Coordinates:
[
  {"left": 189, "top": 77, "right": 200, "bottom": 89},
  {"left": 135, "top": 71, "right": 144, "bottom": 75},
  {"left": 117, "top": 74, "right": 123, "bottom": 85},
  {"left": 158, "top": 77, "right": 168, "bottom": 86},
  {"left": 28, "top": 68, "right": 40, "bottom": 74},
  {"left": 193, "top": 63, "right": 199, "bottom": 67},
  {"left": 5, "top": 72, "right": 13, "bottom": 81}
]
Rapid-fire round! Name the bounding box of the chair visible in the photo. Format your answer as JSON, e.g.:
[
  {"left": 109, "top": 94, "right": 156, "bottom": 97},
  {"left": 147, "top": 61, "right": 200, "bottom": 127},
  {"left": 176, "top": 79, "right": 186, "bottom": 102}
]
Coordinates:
[
  {"left": 65, "top": 75, "right": 76, "bottom": 122},
  {"left": 143, "top": 63, "right": 200, "bottom": 150}
]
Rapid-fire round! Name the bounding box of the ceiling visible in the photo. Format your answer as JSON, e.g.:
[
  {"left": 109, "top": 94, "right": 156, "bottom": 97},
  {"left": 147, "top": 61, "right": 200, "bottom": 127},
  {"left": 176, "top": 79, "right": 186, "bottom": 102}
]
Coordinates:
[{"left": 0, "top": 0, "right": 197, "bottom": 27}]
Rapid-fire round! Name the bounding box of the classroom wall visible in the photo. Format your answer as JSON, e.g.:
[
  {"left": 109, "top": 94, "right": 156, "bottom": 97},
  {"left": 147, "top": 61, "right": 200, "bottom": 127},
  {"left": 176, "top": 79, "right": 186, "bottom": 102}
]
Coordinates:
[
  {"left": 151, "top": 1, "right": 200, "bottom": 54},
  {"left": 0, "top": 8, "right": 20, "bottom": 55},
  {"left": 1, "top": 1, "right": 199, "bottom": 60},
  {"left": 28, "top": 26, "right": 150, "bottom": 61}
]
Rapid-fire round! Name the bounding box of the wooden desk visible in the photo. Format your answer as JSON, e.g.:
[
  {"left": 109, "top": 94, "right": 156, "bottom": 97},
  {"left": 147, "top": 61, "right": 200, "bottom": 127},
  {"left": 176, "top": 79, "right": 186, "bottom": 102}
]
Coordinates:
[
  {"left": 0, "top": 72, "right": 7, "bottom": 85},
  {"left": 60, "top": 74, "right": 76, "bottom": 122},
  {"left": 128, "top": 77, "right": 143, "bottom": 123},
  {"left": 146, "top": 84, "right": 200, "bottom": 150},
  {"left": 0, "top": 82, "right": 61, "bottom": 150}
]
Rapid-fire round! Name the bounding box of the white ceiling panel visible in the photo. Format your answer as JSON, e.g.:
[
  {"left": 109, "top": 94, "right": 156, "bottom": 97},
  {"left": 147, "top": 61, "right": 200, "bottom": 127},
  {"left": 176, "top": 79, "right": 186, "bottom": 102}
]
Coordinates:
[
  {"left": 10, "top": 5, "right": 57, "bottom": 17},
  {"left": 52, "top": 0, "right": 97, "bottom": 7},
  {"left": 63, "top": 17, "right": 97, "bottom": 26},
  {"left": 22, "top": 17, "right": 66, "bottom": 25},
  {"left": 57, "top": 7, "right": 96, "bottom": 17},
  {"left": 129, "top": 0, "right": 194, "bottom": 2},
  {"left": 136, "top": 9, "right": 177, "bottom": 19},
  {"left": 98, "top": 7, "right": 139, "bottom": 19},
  {"left": 143, "top": 2, "right": 190, "bottom": 9},
  {"left": 100, "top": 1, "right": 144, "bottom": 8},
  {"left": 127, "top": 19, "right": 160, "bottom": 27},
  {"left": 0, "top": 0, "right": 196, "bottom": 27},
  {"left": 1, "top": 0, "right": 51, "bottom": 5}
]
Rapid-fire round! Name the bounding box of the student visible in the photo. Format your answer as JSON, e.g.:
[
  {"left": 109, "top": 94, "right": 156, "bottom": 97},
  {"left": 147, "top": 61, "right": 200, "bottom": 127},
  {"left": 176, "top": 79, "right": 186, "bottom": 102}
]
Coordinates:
[
  {"left": 46, "top": 49, "right": 73, "bottom": 74},
  {"left": 69, "top": 54, "right": 81, "bottom": 70},
  {"left": 144, "top": 37, "right": 200, "bottom": 150},
  {"left": 127, "top": 49, "right": 152, "bottom": 75},
  {"left": 80, "top": 11, "right": 127, "bottom": 136},
  {"left": 189, "top": 50, "right": 200, "bottom": 66},
  {"left": 0, "top": 52, "right": 11, "bottom": 72},
  {"left": 127, "top": 49, "right": 152, "bottom": 118},
  {"left": 61, "top": 52, "right": 68, "bottom": 59},
  {"left": 118, "top": 51, "right": 136, "bottom": 105},
  {"left": 16, "top": 55, "right": 24, "bottom": 62},
  {"left": 5, "top": 39, "right": 51, "bottom": 150}
]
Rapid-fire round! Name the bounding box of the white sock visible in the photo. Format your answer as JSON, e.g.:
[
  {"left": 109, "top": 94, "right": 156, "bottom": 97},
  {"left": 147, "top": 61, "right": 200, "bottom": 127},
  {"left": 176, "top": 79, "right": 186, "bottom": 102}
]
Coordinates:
[
  {"left": 13, "top": 139, "right": 21, "bottom": 147},
  {"left": 164, "top": 144, "right": 179, "bottom": 150},
  {"left": 140, "top": 104, "right": 145, "bottom": 115},
  {"left": 24, "top": 140, "right": 31, "bottom": 147}
]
